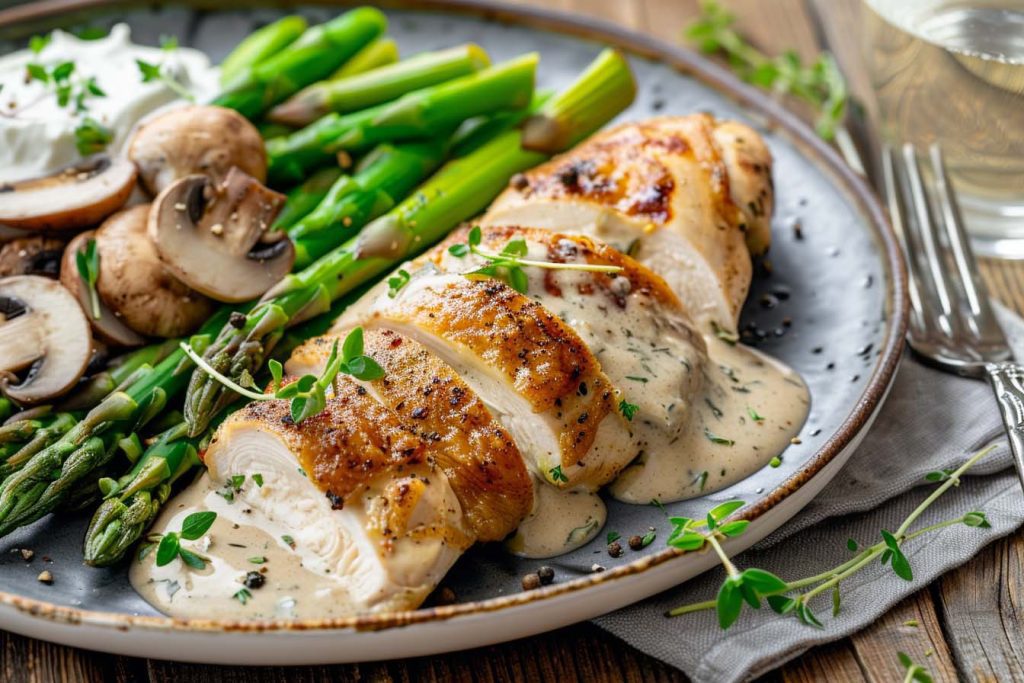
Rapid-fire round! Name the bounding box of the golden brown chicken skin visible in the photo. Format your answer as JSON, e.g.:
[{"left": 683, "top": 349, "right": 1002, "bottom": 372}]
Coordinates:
[{"left": 289, "top": 329, "right": 533, "bottom": 542}]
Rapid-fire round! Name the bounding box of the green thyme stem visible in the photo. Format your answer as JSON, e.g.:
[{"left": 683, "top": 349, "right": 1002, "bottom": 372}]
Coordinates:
[
  {"left": 895, "top": 445, "right": 994, "bottom": 537},
  {"left": 469, "top": 244, "right": 624, "bottom": 273},
  {"left": 706, "top": 532, "right": 740, "bottom": 578}
]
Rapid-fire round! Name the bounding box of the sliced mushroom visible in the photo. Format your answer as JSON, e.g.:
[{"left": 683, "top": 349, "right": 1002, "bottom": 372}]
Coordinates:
[
  {"left": 129, "top": 105, "right": 267, "bottom": 196},
  {"left": 61, "top": 231, "right": 147, "bottom": 347},
  {"left": 149, "top": 168, "right": 290, "bottom": 303},
  {"left": 0, "top": 236, "right": 65, "bottom": 278},
  {"left": 0, "top": 275, "right": 92, "bottom": 403},
  {"left": 92, "top": 204, "right": 216, "bottom": 338},
  {"left": 0, "top": 156, "right": 137, "bottom": 231}
]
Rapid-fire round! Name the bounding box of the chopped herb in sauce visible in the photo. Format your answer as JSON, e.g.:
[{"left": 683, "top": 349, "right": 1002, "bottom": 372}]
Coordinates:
[
  {"left": 704, "top": 428, "right": 735, "bottom": 446},
  {"left": 619, "top": 399, "right": 639, "bottom": 421},
  {"left": 548, "top": 465, "right": 569, "bottom": 484},
  {"left": 233, "top": 588, "right": 253, "bottom": 605},
  {"left": 747, "top": 406, "right": 765, "bottom": 422}
]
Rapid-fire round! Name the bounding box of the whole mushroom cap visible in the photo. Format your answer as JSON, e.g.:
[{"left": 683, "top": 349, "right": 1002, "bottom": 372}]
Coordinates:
[
  {"left": 94, "top": 204, "right": 216, "bottom": 338},
  {"left": 128, "top": 105, "right": 267, "bottom": 196}
]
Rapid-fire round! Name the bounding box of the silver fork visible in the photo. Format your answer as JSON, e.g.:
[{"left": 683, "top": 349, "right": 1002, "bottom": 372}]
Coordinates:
[{"left": 882, "top": 142, "right": 1024, "bottom": 492}]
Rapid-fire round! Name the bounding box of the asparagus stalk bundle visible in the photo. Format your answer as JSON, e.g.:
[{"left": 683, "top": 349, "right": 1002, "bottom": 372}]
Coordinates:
[
  {"left": 0, "top": 310, "right": 233, "bottom": 536},
  {"left": 185, "top": 48, "right": 635, "bottom": 437},
  {"left": 213, "top": 7, "right": 387, "bottom": 119},
  {"left": 268, "top": 43, "right": 490, "bottom": 126},
  {"left": 290, "top": 138, "right": 450, "bottom": 267},
  {"left": 272, "top": 167, "right": 345, "bottom": 232},
  {"left": 266, "top": 53, "right": 538, "bottom": 185}
]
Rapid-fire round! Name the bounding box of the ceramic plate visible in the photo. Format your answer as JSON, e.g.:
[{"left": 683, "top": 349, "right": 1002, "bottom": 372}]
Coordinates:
[{"left": 0, "top": 0, "right": 906, "bottom": 665}]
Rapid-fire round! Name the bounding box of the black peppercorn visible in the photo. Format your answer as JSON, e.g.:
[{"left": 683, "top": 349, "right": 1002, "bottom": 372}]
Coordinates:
[
  {"left": 607, "top": 541, "right": 623, "bottom": 558},
  {"left": 243, "top": 571, "right": 265, "bottom": 589},
  {"left": 628, "top": 535, "right": 644, "bottom": 551},
  {"left": 537, "top": 566, "right": 555, "bottom": 585}
]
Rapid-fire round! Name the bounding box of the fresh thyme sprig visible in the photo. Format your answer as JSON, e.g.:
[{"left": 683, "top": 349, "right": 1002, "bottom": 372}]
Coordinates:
[
  {"left": 448, "top": 226, "right": 624, "bottom": 294},
  {"left": 665, "top": 445, "right": 995, "bottom": 629},
  {"left": 899, "top": 652, "right": 933, "bottom": 683},
  {"left": 24, "top": 59, "right": 106, "bottom": 113},
  {"left": 180, "top": 327, "right": 384, "bottom": 424},
  {"left": 75, "top": 238, "right": 101, "bottom": 319},
  {"left": 136, "top": 58, "right": 194, "bottom": 102},
  {"left": 683, "top": 0, "right": 848, "bottom": 141},
  {"left": 152, "top": 510, "right": 216, "bottom": 569}
]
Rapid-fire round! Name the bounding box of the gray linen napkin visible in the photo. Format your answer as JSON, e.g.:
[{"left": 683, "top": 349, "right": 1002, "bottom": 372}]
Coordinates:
[{"left": 594, "top": 304, "right": 1024, "bottom": 682}]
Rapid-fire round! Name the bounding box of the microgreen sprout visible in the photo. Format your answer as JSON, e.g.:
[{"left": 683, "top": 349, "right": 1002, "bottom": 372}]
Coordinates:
[
  {"left": 448, "top": 226, "right": 623, "bottom": 294},
  {"left": 181, "top": 327, "right": 384, "bottom": 424},
  {"left": 665, "top": 446, "right": 996, "bottom": 629}
]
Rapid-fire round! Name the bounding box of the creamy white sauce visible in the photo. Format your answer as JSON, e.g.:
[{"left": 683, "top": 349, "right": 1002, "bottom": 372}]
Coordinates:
[
  {"left": 130, "top": 474, "right": 356, "bottom": 621},
  {"left": 0, "top": 24, "right": 219, "bottom": 184},
  {"left": 505, "top": 479, "right": 606, "bottom": 558}
]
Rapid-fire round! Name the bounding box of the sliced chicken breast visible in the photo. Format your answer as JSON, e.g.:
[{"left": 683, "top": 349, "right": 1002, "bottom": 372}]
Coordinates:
[
  {"left": 204, "top": 378, "right": 474, "bottom": 613},
  {"left": 484, "top": 114, "right": 773, "bottom": 332},
  {"left": 287, "top": 328, "right": 533, "bottom": 543}
]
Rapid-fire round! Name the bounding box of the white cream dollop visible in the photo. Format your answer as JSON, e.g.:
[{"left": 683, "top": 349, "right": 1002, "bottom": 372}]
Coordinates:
[{"left": 0, "top": 24, "right": 220, "bottom": 184}]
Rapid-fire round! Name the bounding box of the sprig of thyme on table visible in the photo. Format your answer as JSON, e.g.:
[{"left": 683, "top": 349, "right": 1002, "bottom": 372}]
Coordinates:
[
  {"left": 683, "top": 0, "right": 848, "bottom": 141},
  {"left": 665, "top": 445, "right": 995, "bottom": 629}
]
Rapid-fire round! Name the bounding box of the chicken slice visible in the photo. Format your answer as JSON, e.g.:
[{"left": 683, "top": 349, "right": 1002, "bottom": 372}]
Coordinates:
[
  {"left": 203, "top": 379, "right": 474, "bottom": 613},
  {"left": 287, "top": 328, "right": 533, "bottom": 543},
  {"left": 484, "top": 114, "right": 773, "bottom": 332}
]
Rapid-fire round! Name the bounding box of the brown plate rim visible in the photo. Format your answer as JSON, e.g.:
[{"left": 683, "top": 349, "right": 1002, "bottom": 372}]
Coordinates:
[{"left": 0, "top": 0, "right": 908, "bottom": 635}]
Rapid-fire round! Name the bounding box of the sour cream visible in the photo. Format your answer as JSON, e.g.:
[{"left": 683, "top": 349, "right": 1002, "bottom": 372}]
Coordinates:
[{"left": 0, "top": 24, "right": 220, "bottom": 183}]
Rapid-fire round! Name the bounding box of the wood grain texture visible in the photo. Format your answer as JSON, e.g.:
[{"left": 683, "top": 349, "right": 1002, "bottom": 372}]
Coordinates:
[{"left": 3, "top": 1, "right": 1024, "bottom": 682}]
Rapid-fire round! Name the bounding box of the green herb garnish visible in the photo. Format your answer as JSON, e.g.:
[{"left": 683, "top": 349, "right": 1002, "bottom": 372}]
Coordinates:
[
  {"left": 666, "top": 446, "right": 996, "bottom": 630},
  {"left": 154, "top": 511, "right": 216, "bottom": 569},
  {"left": 704, "top": 428, "right": 734, "bottom": 446},
  {"left": 548, "top": 464, "right": 569, "bottom": 484},
  {"left": 684, "top": 0, "right": 848, "bottom": 141},
  {"left": 75, "top": 238, "right": 101, "bottom": 319},
  {"left": 448, "top": 226, "right": 623, "bottom": 295},
  {"left": 747, "top": 406, "right": 765, "bottom": 422},
  {"left": 136, "top": 58, "right": 194, "bottom": 101},
  {"left": 29, "top": 34, "right": 51, "bottom": 54},
  {"left": 73, "top": 117, "right": 113, "bottom": 156},
  {"left": 769, "top": 456, "right": 781, "bottom": 468},
  {"left": 387, "top": 269, "right": 411, "bottom": 298},
  {"left": 233, "top": 588, "right": 253, "bottom": 605},
  {"left": 181, "top": 327, "right": 383, "bottom": 425},
  {"left": 899, "top": 652, "right": 933, "bottom": 683},
  {"left": 618, "top": 399, "right": 639, "bottom": 421},
  {"left": 252, "top": 473, "right": 264, "bottom": 487}
]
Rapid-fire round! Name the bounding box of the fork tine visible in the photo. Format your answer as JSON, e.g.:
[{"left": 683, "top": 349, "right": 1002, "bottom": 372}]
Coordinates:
[
  {"left": 900, "top": 143, "right": 960, "bottom": 340},
  {"left": 927, "top": 144, "right": 1008, "bottom": 348}
]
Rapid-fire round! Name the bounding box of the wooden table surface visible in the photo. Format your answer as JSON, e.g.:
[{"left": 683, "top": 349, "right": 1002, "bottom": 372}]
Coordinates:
[{"left": 4, "top": 1, "right": 1024, "bottom": 681}]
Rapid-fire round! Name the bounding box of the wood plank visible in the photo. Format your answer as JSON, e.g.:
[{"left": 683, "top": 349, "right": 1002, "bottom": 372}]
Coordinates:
[
  {"left": 0, "top": 629, "right": 142, "bottom": 683},
  {"left": 935, "top": 532, "right": 1024, "bottom": 683},
  {"left": 143, "top": 624, "right": 686, "bottom": 683},
  {"left": 777, "top": 640, "right": 867, "bottom": 682},
  {"left": 848, "top": 590, "right": 959, "bottom": 682}
]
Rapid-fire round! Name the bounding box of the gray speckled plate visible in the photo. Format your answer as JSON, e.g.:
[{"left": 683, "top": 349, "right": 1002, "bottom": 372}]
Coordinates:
[{"left": 0, "top": 0, "right": 906, "bottom": 665}]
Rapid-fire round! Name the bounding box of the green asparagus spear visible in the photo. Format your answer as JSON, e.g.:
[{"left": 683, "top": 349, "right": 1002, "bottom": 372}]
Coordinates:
[
  {"left": 265, "top": 53, "right": 537, "bottom": 184},
  {"left": 0, "top": 398, "right": 12, "bottom": 422},
  {"left": 0, "top": 413, "right": 77, "bottom": 483},
  {"left": 268, "top": 43, "right": 490, "bottom": 126},
  {"left": 219, "top": 15, "right": 308, "bottom": 89},
  {"left": 58, "top": 341, "right": 179, "bottom": 412},
  {"left": 290, "top": 138, "right": 449, "bottom": 267},
  {"left": 266, "top": 103, "right": 388, "bottom": 185},
  {"left": 0, "top": 309, "right": 233, "bottom": 536},
  {"left": 213, "top": 8, "right": 387, "bottom": 119},
  {"left": 84, "top": 423, "right": 201, "bottom": 566},
  {"left": 184, "top": 48, "right": 635, "bottom": 436},
  {"left": 330, "top": 36, "right": 399, "bottom": 80},
  {"left": 273, "top": 167, "right": 345, "bottom": 232}
]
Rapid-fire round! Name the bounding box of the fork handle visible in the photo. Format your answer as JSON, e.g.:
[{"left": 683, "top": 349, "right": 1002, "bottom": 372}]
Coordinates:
[{"left": 986, "top": 362, "right": 1024, "bottom": 494}]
